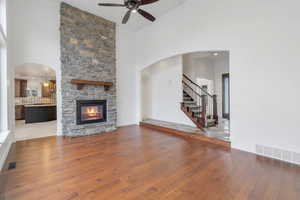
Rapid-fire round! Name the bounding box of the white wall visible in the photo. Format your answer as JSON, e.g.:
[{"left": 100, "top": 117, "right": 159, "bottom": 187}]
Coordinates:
[
  {"left": 141, "top": 68, "right": 152, "bottom": 120},
  {"left": 7, "top": 0, "right": 62, "bottom": 135},
  {"left": 183, "top": 54, "right": 214, "bottom": 82},
  {"left": 135, "top": 0, "right": 300, "bottom": 154},
  {"left": 141, "top": 55, "right": 195, "bottom": 126},
  {"left": 8, "top": 0, "right": 60, "bottom": 69},
  {"left": 116, "top": 27, "right": 138, "bottom": 126},
  {"left": 213, "top": 55, "right": 230, "bottom": 118}
]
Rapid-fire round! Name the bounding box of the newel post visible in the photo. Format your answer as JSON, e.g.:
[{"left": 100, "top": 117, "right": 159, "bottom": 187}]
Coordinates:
[
  {"left": 201, "top": 95, "right": 207, "bottom": 120},
  {"left": 213, "top": 95, "right": 218, "bottom": 124}
]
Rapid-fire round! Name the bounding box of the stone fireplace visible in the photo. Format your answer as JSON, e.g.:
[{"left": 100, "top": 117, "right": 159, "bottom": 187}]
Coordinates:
[{"left": 60, "top": 3, "right": 116, "bottom": 137}]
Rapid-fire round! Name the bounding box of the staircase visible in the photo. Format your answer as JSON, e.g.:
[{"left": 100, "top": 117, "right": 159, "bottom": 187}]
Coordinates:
[{"left": 181, "top": 74, "right": 218, "bottom": 131}]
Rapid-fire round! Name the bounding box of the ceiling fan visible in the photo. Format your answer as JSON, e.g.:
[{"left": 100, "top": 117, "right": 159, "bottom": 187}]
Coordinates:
[{"left": 98, "top": 0, "right": 158, "bottom": 24}]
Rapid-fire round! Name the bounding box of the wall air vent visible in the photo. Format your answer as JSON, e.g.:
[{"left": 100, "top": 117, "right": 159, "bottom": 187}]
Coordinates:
[
  {"left": 8, "top": 162, "right": 17, "bottom": 170},
  {"left": 255, "top": 144, "right": 300, "bottom": 165}
]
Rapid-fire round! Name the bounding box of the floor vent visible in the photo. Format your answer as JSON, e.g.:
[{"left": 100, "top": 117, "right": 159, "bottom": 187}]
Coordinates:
[
  {"left": 255, "top": 144, "right": 300, "bottom": 165},
  {"left": 8, "top": 162, "right": 17, "bottom": 170}
]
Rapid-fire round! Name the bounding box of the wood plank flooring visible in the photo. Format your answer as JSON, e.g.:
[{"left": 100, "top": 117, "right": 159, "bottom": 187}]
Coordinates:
[{"left": 0, "top": 125, "right": 299, "bottom": 200}]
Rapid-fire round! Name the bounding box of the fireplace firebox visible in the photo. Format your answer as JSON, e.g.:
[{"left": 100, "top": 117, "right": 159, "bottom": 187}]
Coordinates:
[{"left": 76, "top": 100, "right": 107, "bottom": 125}]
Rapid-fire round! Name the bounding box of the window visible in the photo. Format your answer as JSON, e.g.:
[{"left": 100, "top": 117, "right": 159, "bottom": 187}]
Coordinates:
[
  {"left": 222, "top": 73, "right": 230, "bottom": 119},
  {"left": 0, "top": 0, "right": 7, "bottom": 133},
  {"left": 0, "top": 0, "right": 6, "bottom": 35}
]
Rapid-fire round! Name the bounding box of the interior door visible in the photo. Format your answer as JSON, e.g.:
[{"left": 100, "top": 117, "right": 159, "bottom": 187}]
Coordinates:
[{"left": 222, "top": 73, "right": 230, "bottom": 119}]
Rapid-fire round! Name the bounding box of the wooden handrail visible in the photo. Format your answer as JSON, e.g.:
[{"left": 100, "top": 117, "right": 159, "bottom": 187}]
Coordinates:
[
  {"left": 182, "top": 74, "right": 219, "bottom": 126},
  {"left": 182, "top": 81, "right": 202, "bottom": 98},
  {"left": 183, "top": 74, "right": 213, "bottom": 98}
]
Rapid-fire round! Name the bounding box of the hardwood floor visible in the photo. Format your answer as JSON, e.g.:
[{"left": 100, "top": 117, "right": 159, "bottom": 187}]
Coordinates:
[{"left": 0, "top": 125, "right": 299, "bottom": 200}]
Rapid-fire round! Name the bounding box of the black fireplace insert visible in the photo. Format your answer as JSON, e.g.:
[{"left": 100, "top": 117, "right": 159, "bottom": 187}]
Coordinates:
[{"left": 76, "top": 100, "right": 107, "bottom": 125}]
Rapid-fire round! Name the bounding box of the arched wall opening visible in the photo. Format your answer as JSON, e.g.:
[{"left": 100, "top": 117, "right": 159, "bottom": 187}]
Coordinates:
[
  {"left": 140, "top": 54, "right": 195, "bottom": 126},
  {"left": 13, "top": 63, "right": 59, "bottom": 141},
  {"left": 140, "top": 51, "right": 230, "bottom": 141}
]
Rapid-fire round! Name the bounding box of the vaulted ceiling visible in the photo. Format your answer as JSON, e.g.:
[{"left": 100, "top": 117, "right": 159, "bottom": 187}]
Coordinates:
[
  {"left": 15, "top": 64, "right": 56, "bottom": 80},
  {"left": 62, "top": 0, "right": 188, "bottom": 31}
]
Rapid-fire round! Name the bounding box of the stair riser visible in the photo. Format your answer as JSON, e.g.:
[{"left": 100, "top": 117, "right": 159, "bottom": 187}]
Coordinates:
[
  {"left": 182, "top": 102, "right": 195, "bottom": 105},
  {"left": 188, "top": 107, "right": 201, "bottom": 111},
  {"left": 183, "top": 84, "right": 218, "bottom": 129}
]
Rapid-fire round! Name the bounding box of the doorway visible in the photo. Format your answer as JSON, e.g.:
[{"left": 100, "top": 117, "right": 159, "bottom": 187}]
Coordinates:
[
  {"left": 222, "top": 73, "right": 230, "bottom": 119},
  {"left": 14, "top": 63, "right": 57, "bottom": 141}
]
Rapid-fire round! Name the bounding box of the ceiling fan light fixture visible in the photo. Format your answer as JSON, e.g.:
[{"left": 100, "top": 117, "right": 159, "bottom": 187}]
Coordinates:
[{"left": 98, "top": 0, "right": 158, "bottom": 23}]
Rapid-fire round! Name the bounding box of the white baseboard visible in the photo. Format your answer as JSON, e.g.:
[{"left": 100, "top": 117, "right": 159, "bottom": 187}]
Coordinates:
[
  {"left": 117, "top": 123, "right": 138, "bottom": 128},
  {"left": 0, "top": 130, "right": 14, "bottom": 171}
]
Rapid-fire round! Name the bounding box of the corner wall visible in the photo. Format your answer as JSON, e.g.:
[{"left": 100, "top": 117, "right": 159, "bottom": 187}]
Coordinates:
[{"left": 116, "top": 28, "right": 138, "bottom": 126}]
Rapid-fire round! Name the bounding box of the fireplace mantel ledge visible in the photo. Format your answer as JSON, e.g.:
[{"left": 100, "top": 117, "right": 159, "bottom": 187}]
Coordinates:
[{"left": 71, "top": 79, "right": 113, "bottom": 91}]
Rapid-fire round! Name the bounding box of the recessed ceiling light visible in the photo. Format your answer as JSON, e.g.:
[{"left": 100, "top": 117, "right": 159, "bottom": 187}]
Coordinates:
[{"left": 213, "top": 52, "right": 219, "bottom": 56}]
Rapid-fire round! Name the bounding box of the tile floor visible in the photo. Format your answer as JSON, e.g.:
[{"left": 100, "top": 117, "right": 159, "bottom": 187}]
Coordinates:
[
  {"left": 205, "top": 119, "right": 230, "bottom": 142},
  {"left": 142, "top": 118, "right": 230, "bottom": 142},
  {"left": 14, "top": 120, "right": 57, "bottom": 141}
]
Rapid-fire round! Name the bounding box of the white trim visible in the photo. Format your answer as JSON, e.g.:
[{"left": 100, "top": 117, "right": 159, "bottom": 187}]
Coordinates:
[
  {"left": 0, "top": 130, "right": 13, "bottom": 171},
  {"left": 0, "top": 25, "right": 6, "bottom": 45},
  {"left": 0, "top": 46, "right": 8, "bottom": 132},
  {"left": 0, "top": 129, "right": 9, "bottom": 143},
  {"left": 117, "top": 123, "right": 138, "bottom": 128}
]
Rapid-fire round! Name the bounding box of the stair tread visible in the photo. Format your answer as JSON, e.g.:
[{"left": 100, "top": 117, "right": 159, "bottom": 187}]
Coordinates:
[
  {"left": 184, "top": 101, "right": 196, "bottom": 104},
  {"left": 187, "top": 104, "right": 201, "bottom": 108},
  {"left": 182, "top": 89, "right": 218, "bottom": 129}
]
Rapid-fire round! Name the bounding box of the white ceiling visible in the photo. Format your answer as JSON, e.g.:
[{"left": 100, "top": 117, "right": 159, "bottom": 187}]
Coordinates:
[
  {"left": 62, "top": 0, "right": 188, "bottom": 31},
  {"left": 15, "top": 63, "right": 56, "bottom": 80}
]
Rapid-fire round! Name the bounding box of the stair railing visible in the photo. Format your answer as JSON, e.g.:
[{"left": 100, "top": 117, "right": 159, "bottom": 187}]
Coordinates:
[{"left": 182, "top": 74, "right": 218, "bottom": 125}]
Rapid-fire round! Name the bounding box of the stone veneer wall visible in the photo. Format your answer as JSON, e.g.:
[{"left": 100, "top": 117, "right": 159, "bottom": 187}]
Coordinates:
[{"left": 60, "top": 3, "right": 117, "bottom": 136}]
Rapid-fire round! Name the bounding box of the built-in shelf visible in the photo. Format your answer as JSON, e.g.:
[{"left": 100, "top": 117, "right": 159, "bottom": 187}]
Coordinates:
[{"left": 71, "top": 79, "right": 113, "bottom": 91}]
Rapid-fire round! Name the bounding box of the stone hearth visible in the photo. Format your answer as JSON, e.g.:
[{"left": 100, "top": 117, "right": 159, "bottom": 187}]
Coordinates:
[{"left": 60, "top": 3, "right": 116, "bottom": 136}]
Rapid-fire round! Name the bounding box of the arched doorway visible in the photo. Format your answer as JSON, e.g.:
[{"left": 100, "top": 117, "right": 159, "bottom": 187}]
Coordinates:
[
  {"left": 14, "top": 63, "right": 57, "bottom": 141},
  {"left": 140, "top": 51, "right": 230, "bottom": 142}
]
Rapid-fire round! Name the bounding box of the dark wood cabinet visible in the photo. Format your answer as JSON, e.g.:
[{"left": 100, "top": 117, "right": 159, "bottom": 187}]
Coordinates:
[
  {"left": 15, "top": 105, "right": 25, "bottom": 120},
  {"left": 15, "top": 79, "right": 27, "bottom": 97},
  {"left": 25, "top": 105, "right": 57, "bottom": 123}
]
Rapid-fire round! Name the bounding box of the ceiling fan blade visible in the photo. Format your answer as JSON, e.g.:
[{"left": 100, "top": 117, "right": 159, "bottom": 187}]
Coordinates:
[
  {"left": 98, "top": 3, "right": 125, "bottom": 7},
  {"left": 138, "top": 9, "right": 156, "bottom": 22},
  {"left": 122, "top": 10, "right": 131, "bottom": 24},
  {"left": 140, "top": 0, "right": 159, "bottom": 5}
]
